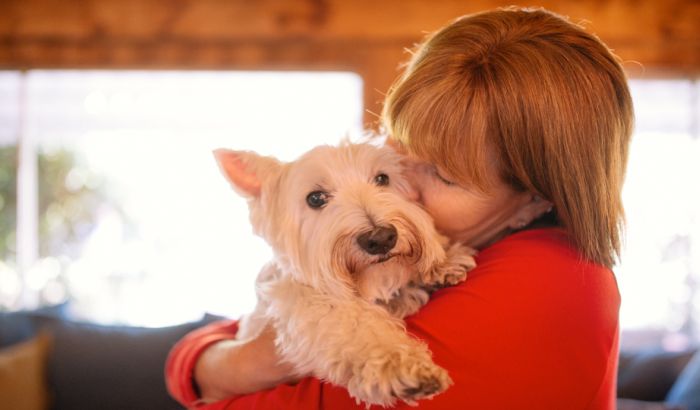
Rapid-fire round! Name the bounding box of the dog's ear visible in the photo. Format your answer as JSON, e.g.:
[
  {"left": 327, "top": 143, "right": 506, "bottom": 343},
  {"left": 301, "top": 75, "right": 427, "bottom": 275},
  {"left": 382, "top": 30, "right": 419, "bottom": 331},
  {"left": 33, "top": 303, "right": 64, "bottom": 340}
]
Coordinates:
[{"left": 213, "top": 149, "right": 281, "bottom": 198}]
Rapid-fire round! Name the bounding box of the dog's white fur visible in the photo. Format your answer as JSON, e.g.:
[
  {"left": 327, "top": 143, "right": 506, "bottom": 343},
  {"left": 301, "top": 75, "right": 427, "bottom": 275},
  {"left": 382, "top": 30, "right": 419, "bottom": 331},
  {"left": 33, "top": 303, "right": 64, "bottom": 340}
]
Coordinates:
[{"left": 214, "top": 142, "right": 476, "bottom": 407}]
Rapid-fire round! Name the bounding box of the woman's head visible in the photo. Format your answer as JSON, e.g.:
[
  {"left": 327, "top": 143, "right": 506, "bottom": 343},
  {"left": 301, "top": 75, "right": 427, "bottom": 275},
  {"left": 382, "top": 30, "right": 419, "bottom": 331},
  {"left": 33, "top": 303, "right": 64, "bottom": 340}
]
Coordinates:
[{"left": 383, "top": 7, "right": 633, "bottom": 268}]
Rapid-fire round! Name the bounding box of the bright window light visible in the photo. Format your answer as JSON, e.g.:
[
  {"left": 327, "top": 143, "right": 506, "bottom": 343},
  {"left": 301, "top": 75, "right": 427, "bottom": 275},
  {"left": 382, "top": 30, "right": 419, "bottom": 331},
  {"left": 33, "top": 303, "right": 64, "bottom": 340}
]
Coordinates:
[
  {"left": 0, "top": 70, "right": 363, "bottom": 326},
  {"left": 617, "top": 79, "right": 700, "bottom": 349}
]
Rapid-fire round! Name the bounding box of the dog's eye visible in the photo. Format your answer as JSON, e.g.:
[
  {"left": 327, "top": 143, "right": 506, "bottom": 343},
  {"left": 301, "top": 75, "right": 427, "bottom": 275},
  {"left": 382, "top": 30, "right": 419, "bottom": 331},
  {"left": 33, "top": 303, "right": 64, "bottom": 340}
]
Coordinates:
[
  {"left": 306, "top": 191, "right": 329, "bottom": 209},
  {"left": 374, "top": 173, "right": 389, "bottom": 186}
]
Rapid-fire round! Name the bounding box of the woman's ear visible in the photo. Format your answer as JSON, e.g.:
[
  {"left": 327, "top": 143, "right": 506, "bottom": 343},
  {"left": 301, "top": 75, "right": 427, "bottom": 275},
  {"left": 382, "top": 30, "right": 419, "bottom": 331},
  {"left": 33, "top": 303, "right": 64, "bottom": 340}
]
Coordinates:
[
  {"left": 508, "top": 195, "right": 554, "bottom": 230},
  {"left": 213, "top": 149, "right": 281, "bottom": 199}
]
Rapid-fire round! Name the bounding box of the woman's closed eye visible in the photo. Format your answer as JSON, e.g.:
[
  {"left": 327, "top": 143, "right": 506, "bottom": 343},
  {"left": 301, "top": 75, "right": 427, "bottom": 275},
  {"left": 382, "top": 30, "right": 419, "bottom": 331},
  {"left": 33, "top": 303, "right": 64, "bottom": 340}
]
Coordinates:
[{"left": 433, "top": 167, "right": 456, "bottom": 186}]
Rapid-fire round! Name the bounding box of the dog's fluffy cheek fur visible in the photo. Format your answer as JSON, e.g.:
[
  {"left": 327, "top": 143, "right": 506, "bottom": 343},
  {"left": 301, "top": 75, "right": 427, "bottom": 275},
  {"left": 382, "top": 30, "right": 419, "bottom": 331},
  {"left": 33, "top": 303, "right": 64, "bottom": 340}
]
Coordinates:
[
  {"left": 249, "top": 174, "right": 313, "bottom": 281},
  {"left": 381, "top": 201, "right": 449, "bottom": 275},
  {"left": 397, "top": 204, "right": 449, "bottom": 275}
]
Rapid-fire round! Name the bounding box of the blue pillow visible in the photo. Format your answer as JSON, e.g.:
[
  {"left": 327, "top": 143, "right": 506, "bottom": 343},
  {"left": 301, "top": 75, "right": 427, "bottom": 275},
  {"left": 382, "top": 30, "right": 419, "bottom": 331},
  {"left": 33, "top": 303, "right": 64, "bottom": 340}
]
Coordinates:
[
  {"left": 666, "top": 350, "right": 700, "bottom": 410},
  {"left": 0, "top": 303, "right": 68, "bottom": 347},
  {"left": 0, "top": 311, "right": 34, "bottom": 347}
]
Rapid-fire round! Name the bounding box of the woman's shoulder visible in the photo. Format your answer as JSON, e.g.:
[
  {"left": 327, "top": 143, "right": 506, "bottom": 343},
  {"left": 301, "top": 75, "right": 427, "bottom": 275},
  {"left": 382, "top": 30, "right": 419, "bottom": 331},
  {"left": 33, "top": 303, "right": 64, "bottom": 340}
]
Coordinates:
[
  {"left": 477, "top": 227, "right": 609, "bottom": 274},
  {"left": 403, "top": 227, "right": 620, "bottom": 407},
  {"left": 468, "top": 227, "right": 616, "bottom": 292},
  {"left": 414, "top": 227, "right": 620, "bottom": 327},
  {"left": 410, "top": 226, "right": 619, "bottom": 356}
]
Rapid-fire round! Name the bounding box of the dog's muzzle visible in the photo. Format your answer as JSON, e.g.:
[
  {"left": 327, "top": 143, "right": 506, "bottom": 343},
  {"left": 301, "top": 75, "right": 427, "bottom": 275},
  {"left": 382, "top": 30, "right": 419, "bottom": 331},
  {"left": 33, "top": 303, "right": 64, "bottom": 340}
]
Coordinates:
[{"left": 356, "top": 225, "right": 398, "bottom": 255}]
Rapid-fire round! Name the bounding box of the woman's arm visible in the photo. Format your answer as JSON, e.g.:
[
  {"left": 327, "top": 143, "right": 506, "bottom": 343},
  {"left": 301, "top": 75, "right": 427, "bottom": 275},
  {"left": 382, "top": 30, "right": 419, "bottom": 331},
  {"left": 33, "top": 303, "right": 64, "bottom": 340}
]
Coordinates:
[
  {"left": 194, "top": 324, "right": 297, "bottom": 401},
  {"left": 165, "top": 320, "right": 296, "bottom": 407}
]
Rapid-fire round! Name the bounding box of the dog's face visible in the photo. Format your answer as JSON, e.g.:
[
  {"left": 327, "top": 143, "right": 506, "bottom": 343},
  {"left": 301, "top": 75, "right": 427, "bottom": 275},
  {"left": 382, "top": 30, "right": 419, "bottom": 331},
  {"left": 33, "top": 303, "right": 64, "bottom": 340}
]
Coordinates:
[{"left": 215, "top": 143, "right": 440, "bottom": 299}]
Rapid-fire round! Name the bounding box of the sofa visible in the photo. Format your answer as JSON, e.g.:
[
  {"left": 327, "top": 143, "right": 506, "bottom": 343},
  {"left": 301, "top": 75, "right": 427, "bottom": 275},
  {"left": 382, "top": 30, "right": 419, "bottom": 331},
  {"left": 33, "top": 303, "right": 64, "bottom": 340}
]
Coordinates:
[
  {"left": 2, "top": 303, "right": 700, "bottom": 410},
  {"left": 617, "top": 346, "right": 700, "bottom": 410},
  {"left": 0, "top": 304, "right": 221, "bottom": 410}
]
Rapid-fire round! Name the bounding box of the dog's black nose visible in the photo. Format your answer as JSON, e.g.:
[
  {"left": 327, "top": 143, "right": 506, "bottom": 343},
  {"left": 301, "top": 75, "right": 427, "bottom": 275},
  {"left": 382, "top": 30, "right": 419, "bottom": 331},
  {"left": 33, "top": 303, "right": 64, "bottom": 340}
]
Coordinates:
[{"left": 357, "top": 225, "right": 398, "bottom": 255}]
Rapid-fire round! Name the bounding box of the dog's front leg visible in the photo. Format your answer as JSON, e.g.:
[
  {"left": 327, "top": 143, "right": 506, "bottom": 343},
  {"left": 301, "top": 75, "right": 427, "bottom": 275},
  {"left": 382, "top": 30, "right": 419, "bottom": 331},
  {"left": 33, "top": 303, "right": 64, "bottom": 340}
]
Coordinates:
[{"left": 264, "top": 276, "right": 452, "bottom": 407}]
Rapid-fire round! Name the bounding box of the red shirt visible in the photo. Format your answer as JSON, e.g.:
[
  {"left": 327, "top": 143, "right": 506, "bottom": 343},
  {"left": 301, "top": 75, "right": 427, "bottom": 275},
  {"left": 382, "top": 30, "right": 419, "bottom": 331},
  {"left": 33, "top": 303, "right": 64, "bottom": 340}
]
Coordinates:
[{"left": 166, "top": 228, "right": 620, "bottom": 409}]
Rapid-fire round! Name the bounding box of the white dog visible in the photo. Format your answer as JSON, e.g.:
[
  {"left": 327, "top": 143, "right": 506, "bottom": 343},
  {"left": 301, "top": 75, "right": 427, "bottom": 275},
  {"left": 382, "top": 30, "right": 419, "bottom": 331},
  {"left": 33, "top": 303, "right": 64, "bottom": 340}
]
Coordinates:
[{"left": 214, "top": 142, "right": 476, "bottom": 407}]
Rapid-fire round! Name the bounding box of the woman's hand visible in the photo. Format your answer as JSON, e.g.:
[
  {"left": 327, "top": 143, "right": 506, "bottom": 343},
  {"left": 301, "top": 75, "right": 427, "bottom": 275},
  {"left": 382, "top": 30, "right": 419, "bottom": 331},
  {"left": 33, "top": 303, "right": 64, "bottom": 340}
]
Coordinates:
[{"left": 194, "top": 324, "right": 300, "bottom": 402}]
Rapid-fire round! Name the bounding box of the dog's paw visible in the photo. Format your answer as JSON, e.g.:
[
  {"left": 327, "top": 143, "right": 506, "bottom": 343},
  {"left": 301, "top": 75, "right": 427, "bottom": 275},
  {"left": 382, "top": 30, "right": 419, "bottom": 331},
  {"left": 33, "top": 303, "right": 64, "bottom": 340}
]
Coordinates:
[
  {"left": 378, "top": 286, "right": 430, "bottom": 319},
  {"left": 394, "top": 358, "right": 452, "bottom": 405},
  {"left": 348, "top": 345, "right": 452, "bottom": 407},
  {"left": 426, "top": 243, "right": 477, "bottom": 289}
]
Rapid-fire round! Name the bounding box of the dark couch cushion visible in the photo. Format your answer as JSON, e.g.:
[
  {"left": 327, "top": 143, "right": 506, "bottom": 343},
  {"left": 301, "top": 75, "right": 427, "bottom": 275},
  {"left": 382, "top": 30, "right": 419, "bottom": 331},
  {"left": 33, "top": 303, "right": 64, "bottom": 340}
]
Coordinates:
[
  {"left": 666, "top": 350, "right": 700, "bottom": 410},
  {"left": 31, "top": 314, "right": 216, "bottom": 410},
  {"left": 618, "top": 348, "right": 697, "bottom": 401},
  {"left": 617, "top": 398, "right": 686, "bottom": 410}
]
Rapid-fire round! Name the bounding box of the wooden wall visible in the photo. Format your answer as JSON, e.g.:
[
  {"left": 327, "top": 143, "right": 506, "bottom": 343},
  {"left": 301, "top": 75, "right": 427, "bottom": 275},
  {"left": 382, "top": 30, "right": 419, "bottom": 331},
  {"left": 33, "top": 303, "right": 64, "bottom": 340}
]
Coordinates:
[{"left": 1, "top": 0, "right": 698, "bottom": 127}]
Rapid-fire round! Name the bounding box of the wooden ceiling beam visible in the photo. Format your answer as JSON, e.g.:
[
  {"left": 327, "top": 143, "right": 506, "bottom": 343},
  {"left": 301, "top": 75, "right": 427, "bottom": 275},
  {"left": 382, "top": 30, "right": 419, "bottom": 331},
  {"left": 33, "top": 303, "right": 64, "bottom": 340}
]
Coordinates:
[{"left": 1, "top": 0, "right": 698, "bottom": 125}]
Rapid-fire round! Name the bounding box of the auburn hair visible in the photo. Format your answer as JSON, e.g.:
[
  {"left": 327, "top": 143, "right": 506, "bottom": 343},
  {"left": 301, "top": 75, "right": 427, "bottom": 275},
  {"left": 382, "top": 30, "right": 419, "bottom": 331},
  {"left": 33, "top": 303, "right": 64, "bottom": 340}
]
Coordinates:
[{"left": 382, "top": 7, "right": 633, "bottom": 268}]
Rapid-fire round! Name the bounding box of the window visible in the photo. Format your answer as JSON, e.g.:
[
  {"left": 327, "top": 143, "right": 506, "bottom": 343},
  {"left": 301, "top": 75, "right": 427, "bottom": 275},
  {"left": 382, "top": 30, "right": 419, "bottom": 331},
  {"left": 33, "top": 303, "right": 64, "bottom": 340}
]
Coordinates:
[
  {"left": 0, "top": 70, "right": 363, "bottom": 326},
  {"left": 0, "top": 71, "right": 21, "bottom": 308},
  {"left": 618, "top": 79, "right": 700, "bottom": 349}
]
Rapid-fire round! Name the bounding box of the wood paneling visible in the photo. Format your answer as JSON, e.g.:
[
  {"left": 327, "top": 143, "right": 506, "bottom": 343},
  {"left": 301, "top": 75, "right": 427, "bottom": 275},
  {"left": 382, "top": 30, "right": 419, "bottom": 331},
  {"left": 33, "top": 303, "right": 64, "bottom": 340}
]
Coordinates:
[{"left": 1, "top": 0, "right": 698, "bottom": 125}]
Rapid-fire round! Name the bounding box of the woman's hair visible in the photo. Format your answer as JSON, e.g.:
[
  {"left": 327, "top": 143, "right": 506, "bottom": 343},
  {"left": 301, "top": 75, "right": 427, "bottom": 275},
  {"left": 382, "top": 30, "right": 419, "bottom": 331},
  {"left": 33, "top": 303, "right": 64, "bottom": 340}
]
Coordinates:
[{"left": 382, "top": 7, "right": 633, "bottom": 268}]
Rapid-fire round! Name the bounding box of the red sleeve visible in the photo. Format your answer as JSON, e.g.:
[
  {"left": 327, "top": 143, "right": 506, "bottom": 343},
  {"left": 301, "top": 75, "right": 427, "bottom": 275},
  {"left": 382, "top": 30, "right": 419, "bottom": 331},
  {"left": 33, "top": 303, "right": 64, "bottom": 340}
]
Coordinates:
[
  {"left": 165, "top": 320, "right": 239, "bottom": 408},
  {"left": 167, "top": 228, "right": 620, "bottom": 410}
]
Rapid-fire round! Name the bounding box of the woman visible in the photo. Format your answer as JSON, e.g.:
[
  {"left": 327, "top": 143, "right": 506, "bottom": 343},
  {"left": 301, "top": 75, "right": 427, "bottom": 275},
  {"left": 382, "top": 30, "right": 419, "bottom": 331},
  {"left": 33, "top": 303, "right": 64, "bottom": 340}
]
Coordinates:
[{"left": 166, "top": 7, "right": 633, "bottom": 409}]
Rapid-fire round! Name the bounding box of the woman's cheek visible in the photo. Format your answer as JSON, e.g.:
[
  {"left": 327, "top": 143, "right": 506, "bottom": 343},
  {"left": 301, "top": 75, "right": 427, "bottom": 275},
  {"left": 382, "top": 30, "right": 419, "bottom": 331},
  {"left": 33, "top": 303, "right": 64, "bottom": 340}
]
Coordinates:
[
  {"left": 420, "top": 187, "right": 452, "bottom": 223},
  {"left": 402, "top": 165, "right": 431, "bottom": 205},
  {"left": 400, "top": 178, "right": 421, "bottom": 202}
]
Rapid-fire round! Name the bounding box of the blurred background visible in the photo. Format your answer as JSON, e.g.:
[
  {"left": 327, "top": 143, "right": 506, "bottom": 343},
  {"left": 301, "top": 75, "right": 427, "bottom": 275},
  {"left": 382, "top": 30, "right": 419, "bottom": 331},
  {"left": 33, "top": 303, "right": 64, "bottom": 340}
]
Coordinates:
[{"left": 0, "top": 0, "right": 698, "bottom": 352}]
